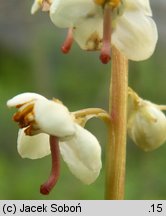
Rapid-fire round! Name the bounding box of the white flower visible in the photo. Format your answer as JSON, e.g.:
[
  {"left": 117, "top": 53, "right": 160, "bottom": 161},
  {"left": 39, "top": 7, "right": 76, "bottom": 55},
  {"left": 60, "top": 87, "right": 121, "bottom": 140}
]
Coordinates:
[
  {"left": 7, "top": 92, "right": 75, "bottom": 138},
  {"left": 127, "top": 89, "right": 166, "bottom": 151},
  {"left": 49, "top": 0, "right": 158, "bottom": 63},
  {"left": 7, "top": 93, "right": 102, "bottom": 194},
  {"left": 18, "top": 124, "right": 101, "bottom": 184}
]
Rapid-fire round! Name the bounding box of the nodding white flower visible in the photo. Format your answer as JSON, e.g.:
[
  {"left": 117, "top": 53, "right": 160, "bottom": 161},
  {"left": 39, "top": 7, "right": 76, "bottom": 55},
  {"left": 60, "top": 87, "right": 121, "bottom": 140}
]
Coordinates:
[
  {"left": 49, "top": 0, "right": 158, "bottom": 63},
  {"left": 7, "top": 93, "right": 102, "bottom": 195},
  {"left": 127, "top": 89, "right": 166, "bottom": 152}
]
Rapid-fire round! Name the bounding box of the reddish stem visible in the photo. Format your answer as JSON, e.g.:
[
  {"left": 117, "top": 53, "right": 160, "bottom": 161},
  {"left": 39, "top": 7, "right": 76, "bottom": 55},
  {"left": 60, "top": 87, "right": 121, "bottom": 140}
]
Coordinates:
[
  {"left": 61, "top": 28, "right": 73, "bottom": 54},
  {"left": 100, "top": 6, "right": 112, "bottom": 64},
  {"left": 40, "top": 136, "right": 60, "bottom": 195}
]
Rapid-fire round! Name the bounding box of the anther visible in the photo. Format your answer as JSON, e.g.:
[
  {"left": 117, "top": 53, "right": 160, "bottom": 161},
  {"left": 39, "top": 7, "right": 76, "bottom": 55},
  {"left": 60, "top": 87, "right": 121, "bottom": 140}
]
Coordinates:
[
  {"left": 13, "top": 104, "right": 34, "bottom": 122},
  {"left": 109, "top": 0, "right": 121, "bottom": 9}
]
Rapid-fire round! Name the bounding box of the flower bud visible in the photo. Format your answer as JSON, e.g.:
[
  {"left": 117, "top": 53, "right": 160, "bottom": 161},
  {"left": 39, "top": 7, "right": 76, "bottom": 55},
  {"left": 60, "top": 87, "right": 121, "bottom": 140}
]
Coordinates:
[{"left": 127, "top": 89, "right": 166, "bottom": 151}]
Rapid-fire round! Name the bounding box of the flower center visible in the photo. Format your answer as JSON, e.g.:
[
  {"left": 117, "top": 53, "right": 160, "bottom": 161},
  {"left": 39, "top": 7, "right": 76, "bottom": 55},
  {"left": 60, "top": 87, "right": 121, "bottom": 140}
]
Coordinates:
[
  {"left": 99, "top": 0, "right": 125, "bottom": 63},
  {"left": 40, "top": 136, "right": 60, "bottom": 195},
  {"left": 12, "top": 102, "right": 40, "bottom": 135},
  {"left": 94, "top": 0, "right": 120, "bottom": 9},
  {"left": 59, "top": 0, "right": 125, "bottom": 63},
  {"left": 37, "top": 0, "right": 52, "bottom": 11}
]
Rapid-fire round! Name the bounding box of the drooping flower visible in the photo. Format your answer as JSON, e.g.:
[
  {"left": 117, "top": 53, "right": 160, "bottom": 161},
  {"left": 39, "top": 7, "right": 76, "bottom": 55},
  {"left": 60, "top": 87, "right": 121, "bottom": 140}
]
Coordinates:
[
  {"left": 127, "top": 88, "right": 166, "bottom": 152},
  {"left": 48, "top": 0, "right": 158, "bottom": 64},
  {"left": 7, "top": 93, "right": 102, "bottom": 195}
]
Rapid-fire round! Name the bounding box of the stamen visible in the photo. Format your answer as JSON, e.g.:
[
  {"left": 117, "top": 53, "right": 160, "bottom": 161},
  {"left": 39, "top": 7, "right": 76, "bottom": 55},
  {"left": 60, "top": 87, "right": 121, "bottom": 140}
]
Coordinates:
[
  {"left": 24, "top": 125, "right": 40, "bottom": 136},
  {"left": 61, "top": 28, "right": 73, "bottom": 54},
  {"left": 40, "top": 136, "right": 60, "bottom": 195},
  {"left": 24, "top": 113, "right": 34, "bottom": 125},
  {"left": 13, "top": 104, "right": 33, "bottom": 122},
  {"left": 109, "top": 0, "right": 121, "bottom": 9},
  {"left": 94, "top": 0, "right": 121, "bottom": 8},
  {"left": 100, "top": 5, "right": 112, "bottom": 64}
]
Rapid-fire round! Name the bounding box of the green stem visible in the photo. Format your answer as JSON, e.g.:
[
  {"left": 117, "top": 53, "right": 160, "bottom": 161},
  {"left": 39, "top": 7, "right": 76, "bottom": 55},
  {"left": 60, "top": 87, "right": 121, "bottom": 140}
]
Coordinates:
[{"left": 105, "top": 46, "right": 128, "bottom": 199}]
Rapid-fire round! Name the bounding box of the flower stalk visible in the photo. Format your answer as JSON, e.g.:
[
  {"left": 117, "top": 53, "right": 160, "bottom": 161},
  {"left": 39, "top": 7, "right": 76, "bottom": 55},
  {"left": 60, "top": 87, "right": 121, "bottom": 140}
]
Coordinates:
[
  {"left": 105, "top": 46, "right": 128, "bottom": 199},
  {"left": 73, "top": 108, "right": 110, "bottom": 123}
]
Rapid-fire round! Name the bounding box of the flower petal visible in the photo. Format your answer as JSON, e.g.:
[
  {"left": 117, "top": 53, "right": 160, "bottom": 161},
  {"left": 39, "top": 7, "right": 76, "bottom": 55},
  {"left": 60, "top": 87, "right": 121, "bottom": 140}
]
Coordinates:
[
  {"left": 31, "top": 0, "right": 41, "bottom": 14},
  {"left": 7, "top": 92, "right": 46, "bottom": 107},
  {"left": 50, "top": 0, "right": 99, "bottom": 28},
  {"left": 17, "top": 129, "right": 50, "bottom": 159},
  {"left": 73, "top": 16, "right": 103, "bottom": 50},
  {"left": 112, "top": 10, "right": 158, "bottom": 60},
  {"left": 34, "top": 99, "right": 76, "bottom": 138},
  {"left": 126, "top": 0, "right": 152, "bottom": 16},
  {"left": 59, "top": 124, "right": 102, "bottom": 184}
]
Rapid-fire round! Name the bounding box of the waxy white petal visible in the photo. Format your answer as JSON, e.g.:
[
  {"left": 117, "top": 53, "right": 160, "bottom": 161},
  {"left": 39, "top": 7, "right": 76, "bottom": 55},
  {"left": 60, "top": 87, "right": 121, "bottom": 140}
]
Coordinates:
[
  {"left": 49, "top": 0, "right": 157, "bottom": 61},
  {"left": 31, "top": 0, "right": 41, "bottom": 14},
  {"left": 60, "top": 124, "right": 102, "bottom": 184},
  {"left": 17, "top": 129, "right": 50, "bottom": 159},
  {"left": 34, "top": 99, "right": 76, "bottom": 138},
  {"left": 126, "top": 0, "right": 152, "bottom": 16},
  {"left": 112, "top": 10, "right": 158, "bottom": 60},
  {"left": 73, "top": 16, "right": 103, "bottom": 50},
  {"left": 7, "top": 93, "right": 46, "bottom": 107},
  {"left": 50, "top": 0, "right": 99, "bottom": 28}
]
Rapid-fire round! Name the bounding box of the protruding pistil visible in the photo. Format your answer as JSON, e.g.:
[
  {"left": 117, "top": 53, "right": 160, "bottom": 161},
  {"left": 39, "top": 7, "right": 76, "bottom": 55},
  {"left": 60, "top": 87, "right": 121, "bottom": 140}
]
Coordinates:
[
  {"left": 40, "top": 136, "right": 60, "bottom": 195},
  {"left": 61, "top": 28, "right": 74, "bottom": 54},
  {"left": 100, "top": 6, "right": 112, "bottom": 64}
]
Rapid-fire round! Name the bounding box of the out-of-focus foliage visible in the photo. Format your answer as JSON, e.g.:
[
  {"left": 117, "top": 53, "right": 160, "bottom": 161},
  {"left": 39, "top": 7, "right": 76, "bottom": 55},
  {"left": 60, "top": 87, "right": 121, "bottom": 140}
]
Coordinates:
[{"left": 0, "top": 0, "right": 166, "bottom": 199}]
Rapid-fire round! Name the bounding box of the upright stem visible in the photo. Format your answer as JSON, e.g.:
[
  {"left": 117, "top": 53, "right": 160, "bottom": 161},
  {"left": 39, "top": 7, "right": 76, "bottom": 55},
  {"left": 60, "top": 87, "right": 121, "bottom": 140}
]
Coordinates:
[{"left": 105, "top": 46, "right": 128, "bottom": 199}]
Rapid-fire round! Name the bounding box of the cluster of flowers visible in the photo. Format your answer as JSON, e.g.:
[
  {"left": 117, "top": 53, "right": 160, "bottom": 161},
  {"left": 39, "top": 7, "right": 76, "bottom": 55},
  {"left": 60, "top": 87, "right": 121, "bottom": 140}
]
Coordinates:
[
  {"left": 7, "top": 0, "right": 165, "bottom": 195},
  {"left": 31, "top": 0, "right": 157, "bottom": 63}
]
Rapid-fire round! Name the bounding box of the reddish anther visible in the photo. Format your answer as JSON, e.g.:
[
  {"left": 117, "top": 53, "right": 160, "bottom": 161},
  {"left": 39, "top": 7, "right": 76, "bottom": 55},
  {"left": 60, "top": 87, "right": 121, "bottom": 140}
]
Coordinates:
[
  {"left": 61, "top": 28, "right": 73, "bottom": 54},
  {"left": 40, "top": 136, "right": 60, "bottom": 195},
  {"left": 100, "top": 6, "right": 112, "bottom": 64}
]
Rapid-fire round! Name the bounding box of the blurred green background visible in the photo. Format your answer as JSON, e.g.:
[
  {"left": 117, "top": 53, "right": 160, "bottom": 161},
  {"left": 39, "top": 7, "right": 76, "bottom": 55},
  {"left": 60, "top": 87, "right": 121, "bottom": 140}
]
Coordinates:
[{"left": 0, "top": 0, "right": 166, "bottom": 200}]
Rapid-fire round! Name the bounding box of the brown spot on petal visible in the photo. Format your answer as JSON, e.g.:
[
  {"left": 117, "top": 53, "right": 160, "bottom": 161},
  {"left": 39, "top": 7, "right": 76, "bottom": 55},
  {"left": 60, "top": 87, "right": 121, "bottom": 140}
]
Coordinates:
[{"left": 86, "top": 32, "right": 102, "bottom": 51}]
